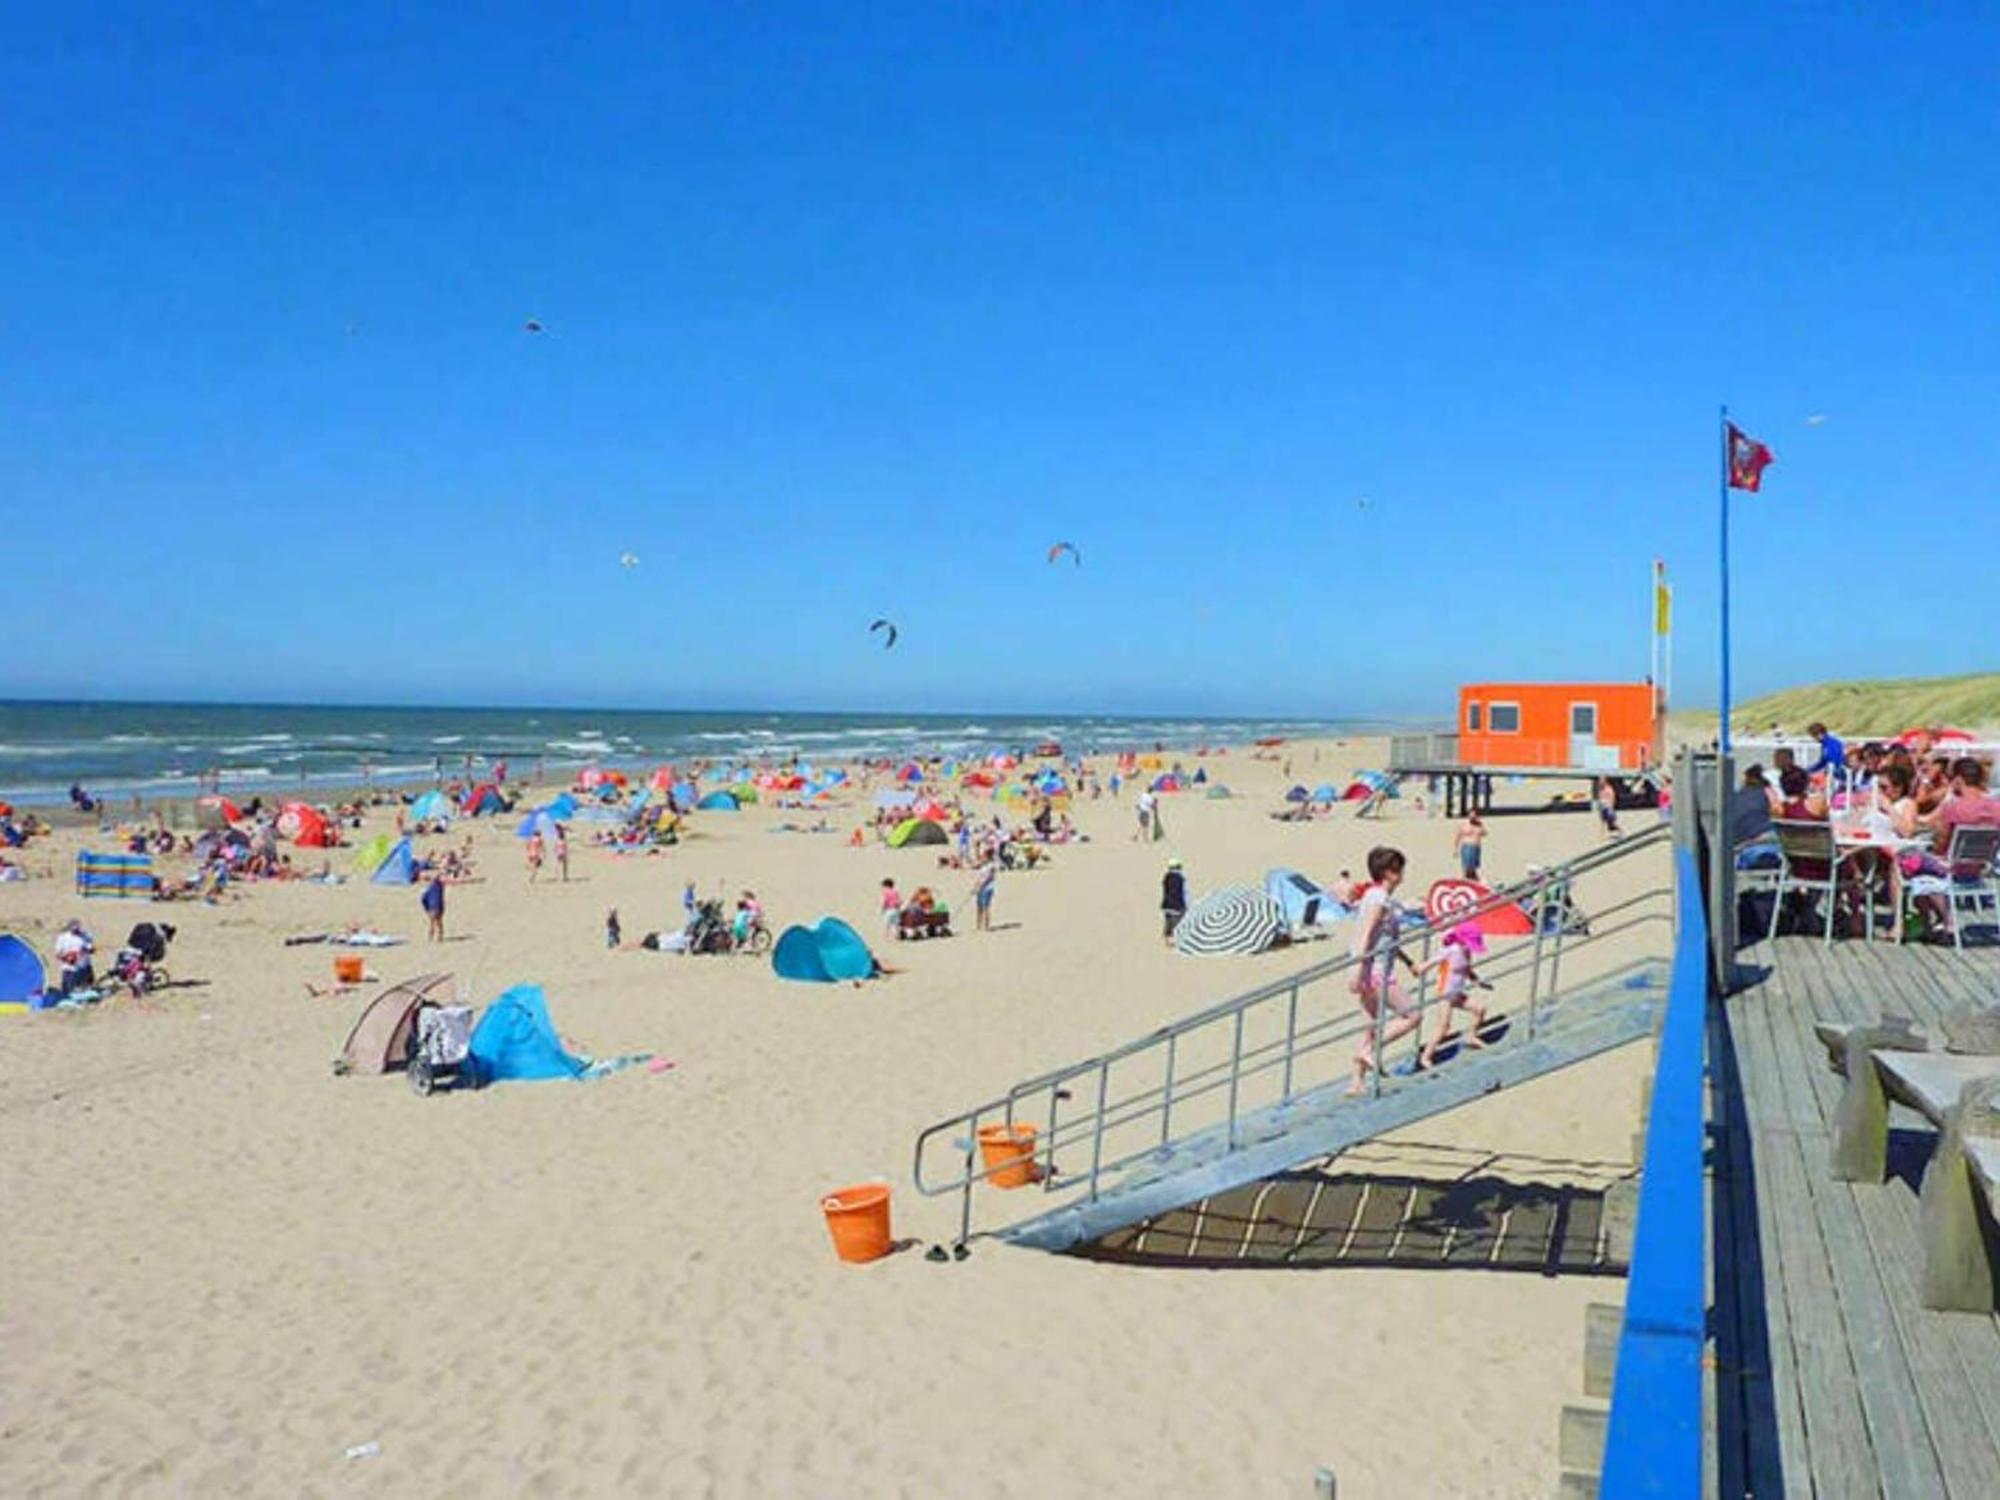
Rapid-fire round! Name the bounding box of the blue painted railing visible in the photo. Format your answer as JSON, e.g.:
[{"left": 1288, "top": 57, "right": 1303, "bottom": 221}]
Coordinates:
[{"left": 1600, "top": 844, "right": 1708, "bottom": 1496}]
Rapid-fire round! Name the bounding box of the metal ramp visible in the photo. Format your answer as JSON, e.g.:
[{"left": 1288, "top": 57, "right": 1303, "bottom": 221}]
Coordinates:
[{"left": 914, "top": 828, "right": 1676, "bottom": 1255}]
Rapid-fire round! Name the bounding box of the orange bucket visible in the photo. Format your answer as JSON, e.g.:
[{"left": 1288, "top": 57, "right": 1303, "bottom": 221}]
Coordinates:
[
  {"left": 977, "top": 1123, "right": 1039, "bottom": 1188},
  {"left": 821, "top": 1183, "right": 893, "bottom": 1264},
  {"left": 334, "top": 955, "right": 365, "bottom": 984}
]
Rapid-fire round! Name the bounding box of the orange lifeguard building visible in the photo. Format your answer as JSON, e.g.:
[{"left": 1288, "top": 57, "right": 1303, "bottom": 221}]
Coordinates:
[{"left": 1457, "top": 683, "right": 1661, "bottom": 771}]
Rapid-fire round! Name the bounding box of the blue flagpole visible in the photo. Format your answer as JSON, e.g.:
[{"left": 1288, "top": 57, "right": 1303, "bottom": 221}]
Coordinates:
[{"left": 1718, "top": 405, "right": 1732, "bottom": 756}]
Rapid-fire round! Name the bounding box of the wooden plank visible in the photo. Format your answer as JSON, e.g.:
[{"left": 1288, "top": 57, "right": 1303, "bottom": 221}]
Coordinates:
[
  {"left": 1783, "top": 1056, "right": 1953, "bottom": 1491},
  {"left": 1724, "top": 988, "right": 1846, "bottom": 1496},
  {"left": 1849, "top": 1178, "right": 2000, "bottom": 1497},
  {"left": 1755, "top": 1118, "right": 1884, "bottom": 1498},
  {"left": 1874, "top": 1169, "right": 2000, "bottom": 1479}
]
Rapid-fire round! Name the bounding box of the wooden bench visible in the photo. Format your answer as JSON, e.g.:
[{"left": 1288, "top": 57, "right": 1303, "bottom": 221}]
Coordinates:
[{"left": 1819, "top": 1019, "right": 2000, "bottom": 1311}]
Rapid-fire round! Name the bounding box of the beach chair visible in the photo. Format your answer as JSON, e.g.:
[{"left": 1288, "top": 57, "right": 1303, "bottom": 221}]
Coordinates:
[
  {"left": 1770, "top": 820, "right": 1863, "bottom": 945},
  {"left": 1904, "top": 824, "right": 2000, "bottom": 950}
]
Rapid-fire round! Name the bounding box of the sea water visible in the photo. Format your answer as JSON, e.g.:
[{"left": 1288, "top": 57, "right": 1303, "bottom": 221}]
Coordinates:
[{"left": 0, "top": 701, "right": 1371, "bottom": 803}]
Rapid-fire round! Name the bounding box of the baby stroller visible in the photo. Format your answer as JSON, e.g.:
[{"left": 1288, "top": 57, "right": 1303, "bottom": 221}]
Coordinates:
[
  {"left": 685, "top": 899, "right": 737, "bottom": 955},
  {"left": 111, "top": 921, "right": 175, "bottom": 996},
  {"left": 408, "top": 1000, "right": 479, "bottom": 1096}
]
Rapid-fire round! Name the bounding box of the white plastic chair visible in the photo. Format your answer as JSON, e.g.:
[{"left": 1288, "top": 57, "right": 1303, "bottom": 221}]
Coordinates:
[{"left": 1904, "top": 824, "right": 2000, "bottom": 949}]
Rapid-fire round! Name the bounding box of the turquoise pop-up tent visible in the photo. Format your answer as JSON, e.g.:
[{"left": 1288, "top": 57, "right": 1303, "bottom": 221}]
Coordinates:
[
  {"left": 698, "top": 791, "right": 739, "bottom": 811},
  {"left": 408, "top": 790, "right": 452, "bottom": 823},
  {"left": 468, "top": 985, "right": 585, "bottom": 1081},
  {"left": 771, "top": 919, "right": 877, "bottom": 983},
  {"left": 371, "top": 837, "right": 417, "bottom": 885}
]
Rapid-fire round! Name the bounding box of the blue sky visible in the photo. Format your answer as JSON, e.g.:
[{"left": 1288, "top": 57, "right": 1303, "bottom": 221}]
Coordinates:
[{"left": 7, "top": 4, "right": 1998, "bottom": 717}]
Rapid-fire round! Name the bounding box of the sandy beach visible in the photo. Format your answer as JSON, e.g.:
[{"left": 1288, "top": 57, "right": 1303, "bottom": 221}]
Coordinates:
[{"left": 1, "top": 735, "right": 1666, "bottom": 1498}]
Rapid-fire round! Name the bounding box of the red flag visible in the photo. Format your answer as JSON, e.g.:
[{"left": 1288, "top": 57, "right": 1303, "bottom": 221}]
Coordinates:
[{"left": 1726, "top": 422, "right": 1774, "bottom": 492}]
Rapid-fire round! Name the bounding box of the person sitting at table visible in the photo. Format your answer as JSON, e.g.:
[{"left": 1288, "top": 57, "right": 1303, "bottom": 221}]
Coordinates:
[
  {"left": 1874, "top": 763, "right": 1921, "bottom": 838},
  {"left": 1919, "top": 757, "right": 2000, "bottom": 853},
  {"left": 1767, "top": 748, "right": 1801, "bottom": 811},
  {"left": 1914, "top": 755, "right": 1954, "bottom": 817},
  {"left": 1731, "top": 766, "right": 1778, "bottom": 866},
  {"left": 1776, "top": 766, "right": 1826, "bottom": 821},
  {"left": 1850, "top": 742, "right": 1886, "bottom": 790}
]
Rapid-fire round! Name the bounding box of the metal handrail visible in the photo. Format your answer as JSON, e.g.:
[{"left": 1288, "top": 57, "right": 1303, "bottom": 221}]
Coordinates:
[{"left": 914, "top": 826, "right": 1674, "bottom": 1245}]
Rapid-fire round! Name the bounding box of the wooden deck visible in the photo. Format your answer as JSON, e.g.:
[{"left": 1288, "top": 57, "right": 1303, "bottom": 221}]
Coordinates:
[{"left": 1710, "top": 934, "right": 2000, "bottom": 1498}]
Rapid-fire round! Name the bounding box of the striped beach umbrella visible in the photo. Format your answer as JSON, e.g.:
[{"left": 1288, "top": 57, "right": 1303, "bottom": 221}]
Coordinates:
[{"left": 1173, "top": 887, "right": 1284, "bottom": 957}]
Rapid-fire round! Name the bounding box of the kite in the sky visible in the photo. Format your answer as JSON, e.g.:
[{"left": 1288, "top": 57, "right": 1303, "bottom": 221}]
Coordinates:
[
  {"left": 1805, "top": 413, "right": 1828, "bottom": 426},
  {"left": 619, "top": 552, "right": 640, "bottom": 569},
  {"left": 523, "top": 319, "right": 545, "bottom": 334},
  {"left": 1047, "top": 541, "right": 1080, "bottom": 566},
  {"left": 869, "top": 618, "right": 899, "bottom": 649}
]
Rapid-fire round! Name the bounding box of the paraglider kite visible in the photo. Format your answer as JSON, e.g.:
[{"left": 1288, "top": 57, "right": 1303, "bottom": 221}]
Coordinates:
[
  {"left": 1047, "top": 541, "right": 1080, "bottom": 566},
  {"left": 869, "top": 618, "right": 898, "bottom": 649},
  {"left": 523, "top": 319, "right": 545, "bottom": 334},
  {"left": 619, "top": 552, "right": 640, "bottom": 569}
]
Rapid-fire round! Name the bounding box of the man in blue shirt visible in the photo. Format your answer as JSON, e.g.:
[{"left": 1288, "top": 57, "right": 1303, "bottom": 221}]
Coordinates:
[{"left": 1806, "top": 722, "right": 1846, "bottom": 775}]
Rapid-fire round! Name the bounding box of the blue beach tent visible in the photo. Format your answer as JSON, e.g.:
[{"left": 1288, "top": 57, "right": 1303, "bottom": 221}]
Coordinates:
[
  {"left": 698, "top": 791, "right": 740, "bottom": 812},
  {"left": 516, "top": 809, "right": 562, "bottom": 841},
  {"left": 408, "top": 790, "right": 452, "bottom": 823},
  {"left": 771, "top": 918, "right": 877, "bottom": 983},
  {"left": 545, "top": 793, "right": 580, "bottom": 820},
  {"left": 371, "top": 838, "right": 417, "bottom": 885},
  {"left": 0, "top": 935, "right": 45, "bottom": 1010},
  {"left": 468, "top": 985, "right": 586, "bottom": 1082}
]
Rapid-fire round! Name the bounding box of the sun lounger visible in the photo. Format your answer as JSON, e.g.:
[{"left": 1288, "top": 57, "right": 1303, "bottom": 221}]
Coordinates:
[{"left": 1818, "top": 1018, "right": 2000, "bottom": 1310}]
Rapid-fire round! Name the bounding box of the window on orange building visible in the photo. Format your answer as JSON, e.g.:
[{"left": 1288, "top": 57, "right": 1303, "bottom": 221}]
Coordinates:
[
  {"left": 1467, "top": 702, "right": 1483, "bottom": 732},
  {"left": 1489, "top": 702, "right": 1521, "bottom": 733}
]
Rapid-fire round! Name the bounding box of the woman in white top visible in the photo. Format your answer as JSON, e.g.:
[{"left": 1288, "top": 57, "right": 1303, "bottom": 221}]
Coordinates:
[{"left": 1347, "top": 847, "right": 1422, "bottom": 1094}]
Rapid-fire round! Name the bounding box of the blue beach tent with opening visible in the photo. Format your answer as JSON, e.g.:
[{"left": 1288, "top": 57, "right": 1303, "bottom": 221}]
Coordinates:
[
  {"left": 698, "top": 791, "right": 740, "bottom": 811},
  {"left": 408, "top": 790, "right": 452, "bottom": 823},
  {"left": 771, "top": 918, "right": 877, "bottom": 983},
  {"left": 468, "top": 985, "right": 586, "bottom": 1082},
  {"left": 0, "top": 935, "right": 45, "bottom": 1010},
  {"left": 371, "top": 838, "right": 417, "bottom": 885}
]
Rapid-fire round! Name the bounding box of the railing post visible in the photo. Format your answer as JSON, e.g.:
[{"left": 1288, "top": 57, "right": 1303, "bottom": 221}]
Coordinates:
[
  {"left": 1547, "top": 877, "right": 1569, "bottom": 1001},
  {"left": 1281, "top": 983, "right": 1300, "bottom": 1099},
  {"left": 1159, "top": 1033, "right": 1178, "bottom": 1146},
  {"left": 1369, "top": 944, "right": 1390, "bottom": 1099},
  {"left": 1087, "top": 1063, "right": 1110, "bottom": 1200},
  {"left": 1226, "top": 1008, "right": 1245, "bottom": 1149},
  {"left": 959, "top": 1115, "right": 978, "bottom": 1248},
  {"left": 1707, "top": 749, "right": 1737, "bottom": 994},
  {"left": 1043, "top": 1081, "right": 1064, "bottom": 1187},
  {"left": 1525, "top": 873, "right": 1550, "bottom": 1040}
]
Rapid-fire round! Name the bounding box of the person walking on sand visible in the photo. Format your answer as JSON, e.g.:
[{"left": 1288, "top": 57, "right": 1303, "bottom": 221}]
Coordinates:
[
  {"left": 1160, "top": 858, "right": 1188, "bottom": 943},
  {"left": 1596, "top": 778, "right": 1621, "bottom": 839},
  {"left": 421, "top": 874, "right": 446, "bottom": 941},
  {"left": 555, "top": 824, "right": 570, "bottom": 882},
  {"left": 880, "top": 876, "right": 903, "bottom": 937},
  {"left": 526, "top": 830, "right": 545, "bottom": 883},
  {"left": 971, "top": 852, "right": 998, "bottom": 932},
  {"left": 1134, "top": 787, "right": 1154, "bottom": 842},
  {"left": 1454, "top": 810, "right": 1486, "bottom": 882},
  {"left": 1348, "top": 846, "right": 1422, "bottom": 1094}
]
